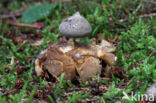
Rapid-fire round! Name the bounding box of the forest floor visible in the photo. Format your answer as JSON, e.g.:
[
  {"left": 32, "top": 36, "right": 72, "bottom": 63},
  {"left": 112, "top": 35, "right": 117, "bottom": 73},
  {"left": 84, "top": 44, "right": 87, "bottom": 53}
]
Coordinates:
[{"left": 0, "top": 0, "right": 156, "bottom": 103}]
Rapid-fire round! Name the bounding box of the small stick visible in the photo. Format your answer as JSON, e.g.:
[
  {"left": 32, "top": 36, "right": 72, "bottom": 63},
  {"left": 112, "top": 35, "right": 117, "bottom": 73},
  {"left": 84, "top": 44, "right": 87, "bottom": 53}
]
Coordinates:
[
  {"left": 119, "top": 13, "right": 156, "bottom": 23},
  {"left": 6, "top": 21, "right": 42, "bottom": 29},
  {"left": 141, "top": 0, "right": 156, "bottom": 4},
  {"left": 148, "top": 50, "right": 156, "bottom": 58}
]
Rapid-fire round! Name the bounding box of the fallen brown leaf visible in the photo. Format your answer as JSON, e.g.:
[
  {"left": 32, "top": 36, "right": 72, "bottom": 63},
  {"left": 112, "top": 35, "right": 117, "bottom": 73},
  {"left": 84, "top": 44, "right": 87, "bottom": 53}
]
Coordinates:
[
  {"left": 110, "top": 67, "right": 125, "bottom": 79},
  {"left": 34, "top": 90, "right": 42, "bottom": 98},
  {"left": 124, "top": 53, "right": 131, "bottom": 58},
  {"left": 2, "top": 89, "right": 19, "bottom": 96},
  {"left": 14, "top": 67, "right": 23, "bottom": 75},
  {"left": 15, "top": 78, "right": 24, "bottom": 89},
  {"left": 29, "top": 39, "right": 44, "bottom": 46},
  {"left": 32, "top": 22, "right": 45, "bottom": 29},
  {"left": 13, "top": 34, "right": 28, "bottom": 44}
]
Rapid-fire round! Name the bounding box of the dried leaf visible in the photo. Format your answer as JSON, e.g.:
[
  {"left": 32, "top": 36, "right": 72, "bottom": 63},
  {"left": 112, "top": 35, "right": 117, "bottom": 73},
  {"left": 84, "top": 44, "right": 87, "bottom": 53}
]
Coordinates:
[
  {"left": 15, "top": 78, "right": 24, "bottom": 89},
  {"left": 30, "top": 39, "right": 44, "bottom": 46},
  {"left": 110, "top": 67, "right": 125, "bottom": 79},
  {"left": 14, "top": 67, "right": 23, "bottom": 75},
  {"left": 13, "top": 34, "right": 28, "bottom": 44}
]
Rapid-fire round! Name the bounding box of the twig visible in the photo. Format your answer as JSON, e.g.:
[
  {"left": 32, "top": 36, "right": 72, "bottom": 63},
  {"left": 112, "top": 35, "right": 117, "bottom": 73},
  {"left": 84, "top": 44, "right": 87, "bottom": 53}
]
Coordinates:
[
  {"left": 148, "top": 50, "right": 156, "bottom": 58},
  {"left": 119, "top": 13, "right": 156, "bottom": 23},
  {"left": 10, "top": 56, "right": 15, "bottom": 65},
  {"left": 132, "top": 2, "right": 142, "bottom": 15},
  {"left": 141, "top": 0, "right": 156, "bottom": 4},
  {"left": 101, "top": 97, "right": 105, "bottom": 103},
  {"left": 51, "top": 0, "right": 73, "bottom": 2},
  {"left": 2, "top": 89, "right": 18, "bottom": 96},
  {"left": 5, "top": 21, "right": 43, "bottom": 29}
]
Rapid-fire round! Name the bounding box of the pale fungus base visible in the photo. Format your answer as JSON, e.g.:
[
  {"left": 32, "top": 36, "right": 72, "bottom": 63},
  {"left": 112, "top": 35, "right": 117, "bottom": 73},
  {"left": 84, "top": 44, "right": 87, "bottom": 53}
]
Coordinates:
[{"left": 35, "top": 40, "right": 117, "bottom": 83}]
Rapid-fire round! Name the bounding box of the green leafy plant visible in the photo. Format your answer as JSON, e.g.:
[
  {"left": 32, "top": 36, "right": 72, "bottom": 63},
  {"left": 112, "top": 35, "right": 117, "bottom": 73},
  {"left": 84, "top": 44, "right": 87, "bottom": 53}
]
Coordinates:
[
  {"left": 0, "top": 94, "right": 6, "bottom": 103},
  {"left": 116, "top": 18, "right": 156, "bottom": 94},
  {"left": 67, "top": 91, "right": 89, "bottom": 103},
  {"left": 117, "top": 19, "right": 156, "bottom": 68},
  {"left": 8, "top": 82, "right": 28, "bottom": 103},
  {"left": 22, "top": 4, "right": 56, "bottom": 24},
  {"left": 103, "top": 82, "right": 125, "bottom": 103}
]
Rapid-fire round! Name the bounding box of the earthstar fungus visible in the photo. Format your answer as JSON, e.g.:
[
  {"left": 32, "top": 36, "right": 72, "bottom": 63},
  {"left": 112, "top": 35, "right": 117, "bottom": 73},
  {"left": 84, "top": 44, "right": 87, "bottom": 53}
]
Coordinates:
[
  {"left": 35, "top": 40, "right": 117, "bottom": 83},
  {"left": 35, "top": 12, "right": 117, "bottom": 83}
]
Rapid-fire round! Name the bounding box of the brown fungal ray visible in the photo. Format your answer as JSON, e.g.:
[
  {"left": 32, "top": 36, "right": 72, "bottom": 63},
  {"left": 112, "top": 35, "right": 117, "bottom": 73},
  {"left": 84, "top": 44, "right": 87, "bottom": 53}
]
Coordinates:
[
  {"left": 47, "top": 45, "right": 75, "bottom": 80},
  {"left": 43, "top": 60, "right": 63, "bottom": 77},
  {"left": 100, "top": 53, "right": 117, "bottom": 66},
  {"left": 35, "top": 49, "right": 47, "bottom": 77},
  {"left": 77, "top": 56, "right": 102, "bottom": 83},
  {"left": 36, "top": 44, "right": 76, "bottom": 80}
]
